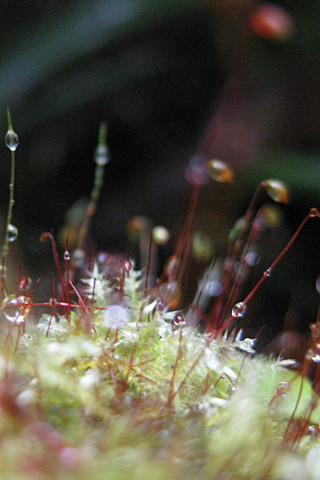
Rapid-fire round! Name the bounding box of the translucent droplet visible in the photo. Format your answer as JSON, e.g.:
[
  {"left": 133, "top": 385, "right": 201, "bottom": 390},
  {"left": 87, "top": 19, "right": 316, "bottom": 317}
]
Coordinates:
[
  {"left": 207, "top": 159, "right": 234, "bottom": 183},
  {"left": 64, "top": 250, "right": 70, "bottom": 261},
  {"left": 264, "top": 179, "right": 289, "bottom": 204},
  {"left": 231, "top": 302, "right": 246, "bottom": 318},
  {"left": 174, "top": 313, "right": 185, "bottom": 326},
  {"left": 307, "top": 425, "right": 320, "bottom": 439},
  {"left": 315, "top": 276, "right": 320, "bottom": 294},
  {"left": 94, "top": 145, "right": 109, "bottom": 166},
  {"left": 275, "top": 381, "right": 290, "bottom": 398},
  {"left": 123, "top": 260, "right": 132, "bottom": 273},
  {"left": 6, "top": 224, "right": 18, "bottom": 242},
  {"left": 152, "top": 226, "right": 170, "bottom": 245},
  {"left": 158, "top": 281, "right": 180, "bottom": 308},
  {"left": 1, "top": 295, "right": 30, "bottom": 325},
  {"left": 4, "top": 129, "right": 19, "bottom": 151},
  {"left": 311, "top": 352, "right": 320, "bottom": 363},
  {"left": 264, "top": 267, "right": 272, "bottom": 277}
]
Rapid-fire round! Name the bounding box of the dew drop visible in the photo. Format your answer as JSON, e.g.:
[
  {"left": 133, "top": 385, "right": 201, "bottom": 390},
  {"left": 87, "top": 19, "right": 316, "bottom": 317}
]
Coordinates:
[
  {"left": 94, "top": 145, "right": 109, "bottom": 166},
  {"left": 275, "top": 381, "right": 290, "bottom": 398},
  {"left": 207, "top": 159, "right": 234, "bottom": 183},
  {"left": 231, "top": 301, "right": 246, "bottom": 318},
  {"left": 311, "top": 352, "right": 320, "bottom": 363},
  {"left": 264, "top": 267, "right": 273, "bottom": 277},
  {"left": 6, "top": 224, "right": 18, "bottom": 242},
  {"left": 158, "top": 281, "right": 180, "bottom": 308},
  {"left": 4, "top": 129, "right": 19, "bottom": 151},
  {"left": 174, "top": 313, "right": 186, "bottom": 326},
  {"left": 1, "top": 295, "right": 30, "bottom": 325},
  {"left": 64, "top": 250, "right": 70, "bottom": 261}
]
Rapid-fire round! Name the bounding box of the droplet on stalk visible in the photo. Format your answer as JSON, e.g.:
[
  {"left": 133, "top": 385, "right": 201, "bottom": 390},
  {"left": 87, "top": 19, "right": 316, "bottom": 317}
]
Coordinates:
[
  {"left": 158, "top": 281, "right": 180, "bottom": 309},
  {"left": 94, "top": 123, "right": 109, "bottom": 166},
  {"left": 264, "top": 179, "right": 289, "bottom": 204},
  {"left": 6, "top": 224, "right": 18, "bottom": 242},
  {"left": 4, "top": 130, "right": 19, "bottom": 152},
  {"left": 231, "top": 301, "right": 246, "bottom": 318},
  {"left": 207, "top": 159, "right": 234, "bottom": 183},
  {"left": 63, "top": 250, "right": 70, "bottom": 261},
  {"left": 1, "top": 295, "right": 30, "bottom": 325}
]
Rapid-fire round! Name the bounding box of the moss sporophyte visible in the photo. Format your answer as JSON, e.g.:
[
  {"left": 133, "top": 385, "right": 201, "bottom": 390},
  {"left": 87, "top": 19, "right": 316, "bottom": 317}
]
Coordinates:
[{"left": 1, "top": 115, "right": 320, "bottom": 479}]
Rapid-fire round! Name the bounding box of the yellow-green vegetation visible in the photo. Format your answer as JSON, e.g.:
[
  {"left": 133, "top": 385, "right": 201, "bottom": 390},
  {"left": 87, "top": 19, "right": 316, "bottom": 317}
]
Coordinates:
[{"left": 1, "top": 115, "right": 320, "bottom": 480}]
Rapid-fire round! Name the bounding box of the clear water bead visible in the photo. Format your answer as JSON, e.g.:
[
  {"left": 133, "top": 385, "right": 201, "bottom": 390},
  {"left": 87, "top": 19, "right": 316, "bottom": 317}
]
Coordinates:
[
  {"left": 6, "top": 224, "right": 18, "bottom": 242},
  {"left": 4, "top": 129, "right": 19, "bottom": 151},
  {"left": 231, "top": 302, "right": 246, "bottom": 318},
  {"left": 1, "top": 295, "right": 30, "bottom": 325},
  {"left": 64, "top": 250, "right": 70, "bottom": 261},
  {"left": 94, "top": 145, "right": 109, "bottom": 166}
]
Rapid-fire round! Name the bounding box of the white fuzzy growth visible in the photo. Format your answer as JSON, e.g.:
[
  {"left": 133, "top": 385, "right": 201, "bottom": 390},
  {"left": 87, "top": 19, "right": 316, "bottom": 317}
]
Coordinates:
[{"left": 103, "top": 305, "right": 129, "bottom": 330}]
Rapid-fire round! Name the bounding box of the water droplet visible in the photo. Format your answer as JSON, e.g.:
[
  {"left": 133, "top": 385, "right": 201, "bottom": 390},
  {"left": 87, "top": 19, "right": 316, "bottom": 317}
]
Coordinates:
[
  {"left": 64, "top": 250, "right": 70, "bottom": 261},
  {"left": 264, "top": 179, "right": 289, "bottom": 204},
  {"left": 174, "top": 313, "right": 185, "bottom": 326},
  {"left": 158, "top": 281, "right": 180, "bottom": 308},
  {"left": 231, "top": 302, "right": 246, "bottom": 318},
  {"left": 307, "top": 425, "right": 320, "bottom": 439},
  {"left": 275, "top": 381, "right": 290, "bottom": 398},
  {"left": 264, "top": 267, "right": 273, "bottom": 277},
  {"left": 6, "top": 224, "right": 18, "bottom": 242},
  {"left": 4, "top": 129, "right": 19, "bottom": 151},
  {"left": 1, "top": 295, "right": 30, "bottom": 325},
  {"left": 311, "top": 352, "right": 320, "bottom": 363},
  {"left": 152, "top": 226, "right": 170, "bottom": 245},
  {"left": 123, "top": 260, "right": 132, "bottom": 273},
  {"left": 94, "top": 145, "right": 109, "bottom": 166},
  {"left": 207, "top": 159, "right": 234, "bottom": 183}
]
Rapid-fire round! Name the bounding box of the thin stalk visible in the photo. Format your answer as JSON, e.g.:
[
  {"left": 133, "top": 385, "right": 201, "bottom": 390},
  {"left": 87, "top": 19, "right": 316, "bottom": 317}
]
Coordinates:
[
  {"left": 77, "top": 122, "right": 108, "bottom": 251},
  {"left": 2, "top": 109, "right": 18, "bottom": 261}
]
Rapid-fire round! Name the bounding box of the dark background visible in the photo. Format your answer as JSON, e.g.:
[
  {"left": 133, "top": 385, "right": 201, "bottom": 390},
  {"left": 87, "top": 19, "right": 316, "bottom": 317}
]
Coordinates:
[{"left": 1, "top": 0, "right": 320, "bottom": 345}]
